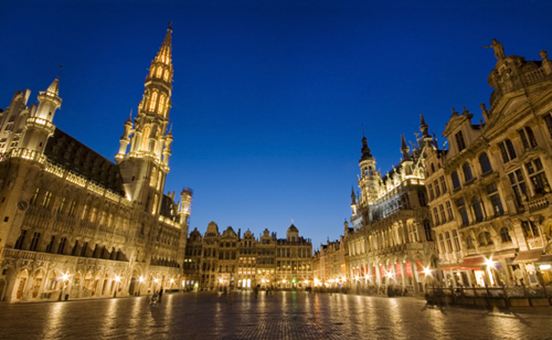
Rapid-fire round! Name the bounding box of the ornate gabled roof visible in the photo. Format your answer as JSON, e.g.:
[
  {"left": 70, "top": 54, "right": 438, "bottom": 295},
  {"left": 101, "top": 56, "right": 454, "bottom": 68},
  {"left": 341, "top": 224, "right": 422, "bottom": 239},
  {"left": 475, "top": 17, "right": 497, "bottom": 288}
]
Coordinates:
[{"left": 44, "top": 128, "right": 125, "bottom": 195}]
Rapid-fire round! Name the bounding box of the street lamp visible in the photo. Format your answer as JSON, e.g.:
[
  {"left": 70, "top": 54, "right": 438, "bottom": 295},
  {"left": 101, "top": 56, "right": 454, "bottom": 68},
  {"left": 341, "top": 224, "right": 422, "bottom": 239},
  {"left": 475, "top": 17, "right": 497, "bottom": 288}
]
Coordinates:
[
  {"left": 423, "top": 266, "right": 432, "bottom": 277},
  {"left": 484, "top": 257, "right": 496, "bottom": 286},
  {"left": 113, "top": 275, "right": 121, "bottom": 298},
  {"left": 58, "top": 272, "right": 70, "bottom": 301}
]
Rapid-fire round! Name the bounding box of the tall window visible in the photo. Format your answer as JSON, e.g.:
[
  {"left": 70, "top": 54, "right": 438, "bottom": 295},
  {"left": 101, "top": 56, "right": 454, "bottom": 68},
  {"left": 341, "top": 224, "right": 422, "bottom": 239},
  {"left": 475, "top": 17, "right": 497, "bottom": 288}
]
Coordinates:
[
  {"left": 500, "top": 227, "right": 512, "bottom": 243},
  {"left": 462, "top": 162, "right": 474, "bottom": 182},
  {"left": 455, "top": 131, "right": 466, "bottom": 151},
  {"left": 68, "top": 200, "right": 77, "bottom": 217},
  {"left": 42, "top": 191, "right": 53, "bottom": 208},
  {"left": 521, "top": 221, "right": 540, "bottom": 238},
  {"left": 440, "top": 176, "right": 447, "bottom": 194},
  {"left": 543, "top": 113, "right": 552, "bottom": 138},
  {"left": 29, "top": 232, "right": 41, "bottom": 251},
  {"left": 508, "top": 169, "right": 528, "bottom": 207},
  {"left": 499, "top": 139, "right": 517, "bottom": 163},
  {"left": 29, "top": 188, "right": 40, "bottom": 205},
  {"left": 452, "top": 230, "right": 461, "bottom": 250},
  {"left": 471, "top": 197, "right": 485, "bottom": 223},
  {"left": 446, "top": 201, "right": 454, "bottom": 220},
  {"left": 445, "top": 232, "right": 453, "bottom": 252},
  {"left": 525, "top": 158, "right": 550, "bottom": 195},
  {"left": 423, "top": 220, "right": 433, "bottom": 241},
  {"left": 479, "top": 152, "right": 492, "bottom": 174},
  {"left": 486, "top": 184, "right": 504, "bottom": 217},
  {"left": 451, "top": 171, "right": 461, "bottom": 190},
  {"left": 439, "top": 234, "right": 446, "bottom": 254},
  {"left": 433, "top": 207, "right": 440, "bottom": 226},
  {"left": 518, "top": 126, "right": 538, "bottom": 150},
  {"left": 45, "top": 236, "right": 56, "bottom": 253},
  {"left": 456, "top": 198, "right": 469, "bottom": 227},
  {"left": 427, "top": 183, "right": 434, "bottom": 201},
  {"left": 71, "top": 241, "right": 79, "bottom": 256},
  {"left": 57, "top": 237, "right": 67, "bottom": 254},
  {"left": 14, "top": 230, "right": 27, "bottom": 249},
  {"left": 439, "top": 204, "right": 446, "bottom": 223},
  {"left": 80, "top": 242, "right": 89, "bottom": 257},
  {"left": 434, "top": 181, "right": 441, "bottom": 197}
]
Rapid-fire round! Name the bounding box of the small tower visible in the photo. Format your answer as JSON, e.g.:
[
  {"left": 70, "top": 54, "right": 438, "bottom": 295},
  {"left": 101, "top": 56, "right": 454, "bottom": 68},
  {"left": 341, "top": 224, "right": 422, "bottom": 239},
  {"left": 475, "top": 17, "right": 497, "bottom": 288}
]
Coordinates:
[
  {"left": 350, "top": 187, "right": 358, "bottom": 216},
  {"left": 400, "top": 134, "right": 410, "bottom": 160},
  {"left": 20, "top": 78, "right": 62, "bottom": 156},
  {"left": 358, "top": 136, "right": 380, "bottom": 206}
]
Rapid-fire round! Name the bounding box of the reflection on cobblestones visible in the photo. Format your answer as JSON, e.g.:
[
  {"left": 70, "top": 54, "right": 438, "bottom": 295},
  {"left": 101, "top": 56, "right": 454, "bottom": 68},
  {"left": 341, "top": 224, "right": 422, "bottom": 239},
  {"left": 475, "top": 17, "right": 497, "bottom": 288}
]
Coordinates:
[{"left": 0, "top": 292, "right": 551, "bottom": 339}]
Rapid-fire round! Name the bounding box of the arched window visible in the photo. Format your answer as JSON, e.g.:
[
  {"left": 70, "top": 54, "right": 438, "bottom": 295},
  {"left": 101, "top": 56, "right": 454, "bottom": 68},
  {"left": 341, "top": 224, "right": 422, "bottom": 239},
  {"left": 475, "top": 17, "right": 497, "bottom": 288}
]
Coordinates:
[
  {"left": 478, "top": 232, "right": 493, "bottom": 247},
  {"left": 149, "top": 91, "right": 158, "bottom": 111},
  {"left": 471, "top": 197, "right": 485, "bottom": 223},
  {"left": 451, "top": 171, "right": 461, "bottom": 190},
  {"left": 500, "top": 227, "right": 512, "bottom": 243},
  {"left": 463, "top": 162, "right": 473, "bottom": 182},
  {"left": 479, "top": 153, "right": 492, "bottom": 174}
]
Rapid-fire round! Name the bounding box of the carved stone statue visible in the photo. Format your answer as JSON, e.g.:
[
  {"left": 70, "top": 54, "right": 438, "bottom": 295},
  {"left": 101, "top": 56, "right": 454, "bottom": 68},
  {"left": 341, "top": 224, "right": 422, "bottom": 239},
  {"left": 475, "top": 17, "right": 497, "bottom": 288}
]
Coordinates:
[{"left": 486, "top": 38, "right": 505, "bottom": 60}]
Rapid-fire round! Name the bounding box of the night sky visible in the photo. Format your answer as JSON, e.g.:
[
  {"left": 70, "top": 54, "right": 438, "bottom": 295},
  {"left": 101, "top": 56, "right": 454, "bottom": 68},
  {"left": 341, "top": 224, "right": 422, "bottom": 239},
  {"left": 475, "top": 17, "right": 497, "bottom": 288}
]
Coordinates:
[{"left": 1, "top": 0, "right": 551, "bottom": 248}]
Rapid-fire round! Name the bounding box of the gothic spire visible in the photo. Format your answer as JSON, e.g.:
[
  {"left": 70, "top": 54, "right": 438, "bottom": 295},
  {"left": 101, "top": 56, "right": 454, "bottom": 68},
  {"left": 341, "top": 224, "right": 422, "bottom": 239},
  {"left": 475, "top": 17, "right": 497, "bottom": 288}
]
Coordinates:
[
  {"left": 420, "top": 113, "right": 429, "bottom": 138},
  {"left": 350, "top": 186, "right": 357, "bottom": 204},
  {"left": 401, "top": 134, "right": 410, "bottom": 160}
]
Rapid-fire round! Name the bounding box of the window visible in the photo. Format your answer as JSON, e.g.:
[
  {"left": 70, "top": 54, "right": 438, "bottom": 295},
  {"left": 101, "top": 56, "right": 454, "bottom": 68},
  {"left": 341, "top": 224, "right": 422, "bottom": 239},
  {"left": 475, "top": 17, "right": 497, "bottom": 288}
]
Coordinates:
[
  {"left": 57, "top": 237, "right": 67, "bottom": 254},
  {"left": 434, "top": 181, "right": 441, "bottom": 197},
  {"left": 56, "top": 197, "right": 65, "bottom": 214},
  {"left": 455, "top": 131, "right": 466, "bottom": 151},
  {"left": 498, "top": 139, "right": 517, "bottom": 163},
  {"left": 446, "top": 201, "right": 454, "bottom": 220},
  {"left": 427, "top": 184, "right": 434, "bottom": 201},
  {"left": 433, "top": 207, "right": 440, "bottom": 226},
  {"left": 451, "top": 171, "right": 461, "bottom": 190},
  {"left": 80, "top": 242, "right": 89, "bottom": 257},
  {"left": 478, "top": 232, "right": 493, "bottom": 247},
  {"left": 29, "top": 188, "right": 40, "bottom": 205},
  {"left": 42, "top": 191, "right": 53, "bottom": 208},
  {"left": 71, "top": 241, "right": 79, "bottom": 256},
  {"left": 439, "top": 204, "right": 446, "bottom": 223},
  {"left": 445, "top": 232, "right": 453, "bottom": 252},
  {"left": 466, "top": 235, "right": 475, "bottom": 249},
  {"left": 543, "top": 113, "right": 552, "bottom": 138},
  {"left": 45, "top": 236, "right": 56, "bottom": 253},
  {"left": 452, "top": 230, "right": 461, "bottom": 250},
  {"left": 518, "top": 126, "right": 538, "bottom": 150},
  {"left": 500, "top": 227, "right": 512, "bottom": 243},
  {"left": 479, "top": 153, "right": 492, "bottom": 174},
  {"left": 521, "top": 221, "right": 540, "bottom": 238},
  {"left": 423, "top": 220, "right": 433, "bottom": 241},
  {"left": 471, "top": 197, "right": 485, "bottom": 223},
  {"left": 439, "top": 234, "right": 446, "bottom": 254},
  {"left": 439, "top": 176, "right": 447, "bottom": 194},
  {"left": 456, "top": 198, "right": 469, "bottom": 227},
  {"left": 508, "top": 169, "right": 528, "bottom": 207},
  {"left": 525, "top": 158, "right": 550, "bottom": 195},
  {"left": 486, "top": 184, "right": 504, "bottom": 217},
  {"left": 29, "top": 232, "right": 41, "bottom": 251},
  {"left": 68, "top": 200, "right": 77, "bottom": 217},
  {"left": 462, "top": 162, "right": 474, "bottom": 182},
  {"left": 14, "top": 230, "right": 27, "bottom": 249}
]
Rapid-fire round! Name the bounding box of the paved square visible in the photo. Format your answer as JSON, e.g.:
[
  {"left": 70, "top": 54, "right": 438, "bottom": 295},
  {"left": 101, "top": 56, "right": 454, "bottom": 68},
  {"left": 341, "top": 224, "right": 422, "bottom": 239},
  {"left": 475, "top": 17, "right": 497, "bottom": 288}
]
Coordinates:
[{"left": 0, "top": 292, "right": 550, "bottom": 339}]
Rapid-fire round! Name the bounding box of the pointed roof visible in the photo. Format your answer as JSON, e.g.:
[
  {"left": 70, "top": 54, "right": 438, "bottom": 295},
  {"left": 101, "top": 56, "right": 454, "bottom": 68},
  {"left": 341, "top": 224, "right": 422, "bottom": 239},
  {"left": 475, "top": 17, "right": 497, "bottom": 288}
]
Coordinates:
[
  {"left": 350, "top": 186, "right": 357, "bottom": 204},
  {"left": 420, "top": 113, "right": 429, "bottom": 137},
  {"left": 153, "top": 25, "right": 173, "bottom": 68},
  {"left": 401, "top": 134, "right": 410, "bottom": 160},
  {"left": 359, "top": 136, "right": 373, "bottom": 162},
  {"left": 45, "top": 78, "right": 60, "bottom": 96}
]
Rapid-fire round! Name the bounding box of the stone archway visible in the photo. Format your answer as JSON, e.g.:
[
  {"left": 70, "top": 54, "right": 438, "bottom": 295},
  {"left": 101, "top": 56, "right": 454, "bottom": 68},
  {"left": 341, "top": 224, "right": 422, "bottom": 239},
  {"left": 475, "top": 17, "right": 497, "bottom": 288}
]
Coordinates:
[
  {"left": 12, "top": 269, "right": 30, "bottom": 302},
  {"left": 30, "top": 268, "right": 46, "bottom": 299}
]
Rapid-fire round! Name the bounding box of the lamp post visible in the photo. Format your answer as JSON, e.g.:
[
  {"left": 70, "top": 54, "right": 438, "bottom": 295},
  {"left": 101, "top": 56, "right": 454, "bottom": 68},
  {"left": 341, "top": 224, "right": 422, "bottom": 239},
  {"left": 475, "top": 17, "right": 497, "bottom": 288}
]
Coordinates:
[{"left": 58, "top": 272, "right": 70, "bottom": 301}]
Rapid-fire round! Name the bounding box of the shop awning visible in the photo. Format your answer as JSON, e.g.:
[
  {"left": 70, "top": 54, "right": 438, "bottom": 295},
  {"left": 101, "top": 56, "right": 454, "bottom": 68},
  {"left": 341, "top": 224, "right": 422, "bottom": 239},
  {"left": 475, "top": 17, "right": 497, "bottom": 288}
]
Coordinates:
[{"left": 513, "top": 249, "right": 543, "bottom": 264}]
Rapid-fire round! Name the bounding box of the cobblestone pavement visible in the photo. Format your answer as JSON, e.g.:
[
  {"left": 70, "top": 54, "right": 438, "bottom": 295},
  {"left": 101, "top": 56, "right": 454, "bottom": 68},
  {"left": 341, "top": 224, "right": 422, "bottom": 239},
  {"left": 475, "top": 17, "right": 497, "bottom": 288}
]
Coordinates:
[{"left": 0, "top": 292, "right": 551, "bottom": 339}]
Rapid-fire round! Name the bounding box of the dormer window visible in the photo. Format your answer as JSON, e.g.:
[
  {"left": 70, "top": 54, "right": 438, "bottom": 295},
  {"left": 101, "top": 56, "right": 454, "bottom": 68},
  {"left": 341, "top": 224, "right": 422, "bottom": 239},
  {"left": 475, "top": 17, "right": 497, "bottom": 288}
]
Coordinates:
[{"left": 455, "top": 131, "right": 466, "bottom": 152}]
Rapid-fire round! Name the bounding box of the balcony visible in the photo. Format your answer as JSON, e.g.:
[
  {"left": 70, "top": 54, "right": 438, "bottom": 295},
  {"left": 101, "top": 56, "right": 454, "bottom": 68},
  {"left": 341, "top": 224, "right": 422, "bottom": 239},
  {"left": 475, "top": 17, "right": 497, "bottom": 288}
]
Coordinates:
[{"left": 525, "top": 195, "right": 550, "bottom": 212}]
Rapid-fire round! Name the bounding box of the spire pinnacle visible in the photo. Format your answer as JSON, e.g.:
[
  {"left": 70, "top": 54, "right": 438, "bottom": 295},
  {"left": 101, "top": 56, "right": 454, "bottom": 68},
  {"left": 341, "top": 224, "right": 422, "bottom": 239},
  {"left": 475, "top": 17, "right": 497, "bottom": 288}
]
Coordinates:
[
  {"left": 46, "top": 78, "right": 60, "bottom": 96},
  {"left": 401, "top": 134, "right": 410, "bottom": 160},
  {"left": 420, "top": 113, "right": 429, "bottom": 137}
]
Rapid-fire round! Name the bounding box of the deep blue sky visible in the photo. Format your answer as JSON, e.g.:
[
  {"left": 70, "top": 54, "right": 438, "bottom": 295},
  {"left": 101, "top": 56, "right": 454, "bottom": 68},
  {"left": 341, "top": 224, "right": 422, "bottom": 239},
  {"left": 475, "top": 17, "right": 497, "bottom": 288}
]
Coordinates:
[{"left": 1, "top": 1, "right": 551, "bottom": 248}]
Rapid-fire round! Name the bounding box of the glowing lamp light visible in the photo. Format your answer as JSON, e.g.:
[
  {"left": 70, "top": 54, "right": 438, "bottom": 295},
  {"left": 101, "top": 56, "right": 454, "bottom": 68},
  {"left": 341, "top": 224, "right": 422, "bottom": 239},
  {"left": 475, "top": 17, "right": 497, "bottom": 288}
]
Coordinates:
[
  {"left": 484, "top": 257, "right": 495, "bottom": 268},
  {"left": 385, "top": 271, "right": 395, "bottom": 279},
  {"left": 153, "top": 278, "right": 160, "bottom": 284},
  {"left": 114, "top": 275, "right": 121, "bottom": 283},
  {"left": 423, "top": 266, "right": 432, "bottom": 277},
  {"left": 539, "top": 264, "right": 551, "bottom": 271},
  {"left": 58, "top": 272, "right": 70, "bottom": 282},
  {"left": 170, "top": 278, "right": 175, "bottom": 284},
  {"left": 138, "top": 276, "right": 145, "bottom": 283}
]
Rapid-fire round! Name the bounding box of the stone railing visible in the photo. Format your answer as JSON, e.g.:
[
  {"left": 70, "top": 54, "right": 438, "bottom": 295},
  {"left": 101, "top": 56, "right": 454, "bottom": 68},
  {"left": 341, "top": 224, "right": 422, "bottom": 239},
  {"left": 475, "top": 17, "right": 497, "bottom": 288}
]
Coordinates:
[{"left": 525, "top": 195, "right": 550, "bottom": 212}]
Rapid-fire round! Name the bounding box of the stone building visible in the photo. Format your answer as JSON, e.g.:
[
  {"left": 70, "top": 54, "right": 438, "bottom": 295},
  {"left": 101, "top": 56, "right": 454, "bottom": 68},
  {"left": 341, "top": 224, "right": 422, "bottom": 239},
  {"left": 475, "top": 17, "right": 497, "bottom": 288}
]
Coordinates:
[
  {"left": 345, "top": 130, "right": 436, "bottom": 293},
  {"left": 425, "top": 39, "right": 552, "bottom": 288},
  {"left": 184, "top": 223, "right": 313, "bottom": 290},
  {"left": 312, "top": 225, "right": 349, "bottom": 288},
  {"left": 0, "top": 27, "right": 192, "bottom": 302}
]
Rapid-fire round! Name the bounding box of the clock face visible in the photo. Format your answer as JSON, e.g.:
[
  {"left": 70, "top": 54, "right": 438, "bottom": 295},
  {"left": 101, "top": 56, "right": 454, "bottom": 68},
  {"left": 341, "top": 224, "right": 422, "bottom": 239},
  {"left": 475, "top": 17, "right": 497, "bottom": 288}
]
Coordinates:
[{"left": 17, "top": 201, "right": 28, "bottom": 211}]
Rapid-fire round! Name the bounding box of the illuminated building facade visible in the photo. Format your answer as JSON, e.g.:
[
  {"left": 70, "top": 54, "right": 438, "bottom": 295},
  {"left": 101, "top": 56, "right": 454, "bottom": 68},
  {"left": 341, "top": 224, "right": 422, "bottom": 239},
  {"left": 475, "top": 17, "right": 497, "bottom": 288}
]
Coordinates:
[
  {"left": 0, "top": 27, "right": 192, "bottom": 303},
  {"left": 183, "top": 223, "right": 313, "bottom": 290},
  {"left": 425, "top": 40, "right": 552, "bottom": 288}
]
